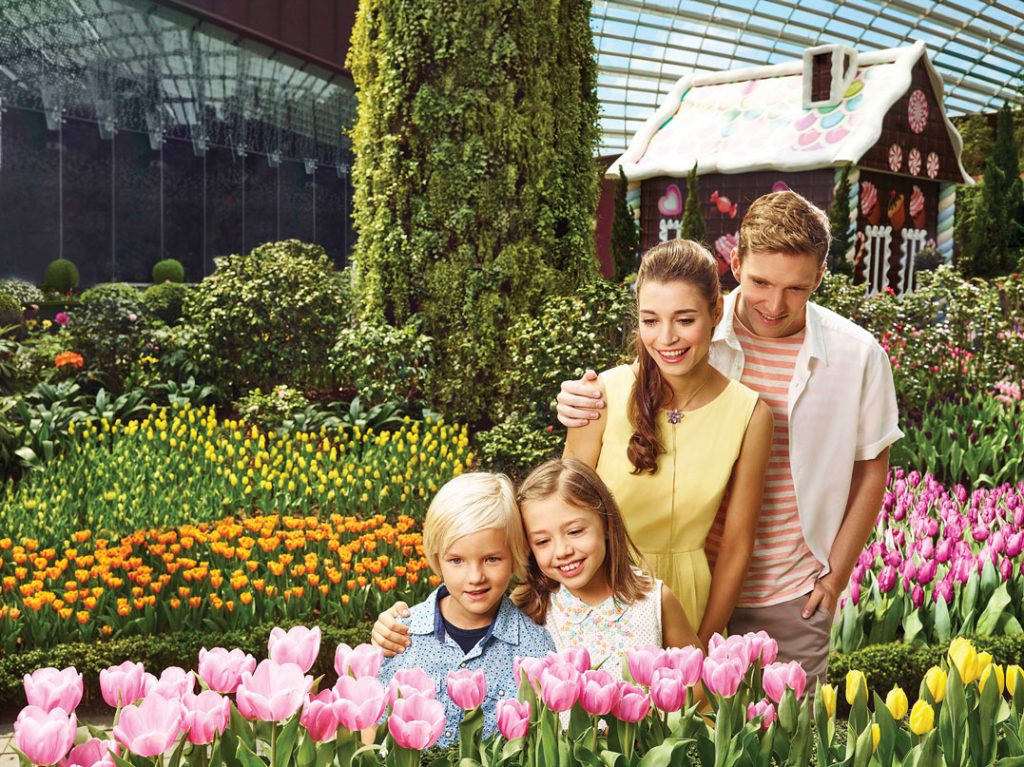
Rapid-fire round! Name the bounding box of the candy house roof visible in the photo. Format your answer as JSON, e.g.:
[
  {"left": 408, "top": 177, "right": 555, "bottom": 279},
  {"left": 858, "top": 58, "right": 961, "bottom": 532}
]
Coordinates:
[{"left": 611, "top": 41, "right": 971, "bottom": 184}]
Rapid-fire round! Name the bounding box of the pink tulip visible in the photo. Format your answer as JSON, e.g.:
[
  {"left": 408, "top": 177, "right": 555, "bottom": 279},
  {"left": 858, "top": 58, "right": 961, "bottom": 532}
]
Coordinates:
[
  {"left": 612, "top": 682, "right": 650, "bottom": 722},
  {"left": 496, "top": 700, "right": 530, "bottom": 740},
  {"left": 268, "top": 625, "right": 322, "bottom": 673},
  {"left": 579, "top": 669, "right": 619, "bottom": 716},
  {"left": 550, "top": 648, "right": 591, "bottom": 674},
  {"left": 181, "top": 690, "right": 230, "bottom": 746},
  {"left": 514, "top": 657, "right": 549, "bottom": 690},
  {"left": 626, "top": 644, "right": 669, "bottom": 686},
  {"left": 23, "top": 667, "right": 83, "bottom": 714},
  {"left": 112, "top": 692, "right": 183, "bottom": 757},
  {"left": 650, "top": 668, "right": 686, "bottom": 713},
  {"left": 301, "top": 689, "right": 341, "bottom": 743},
  {"left": 540, "top": 663, "right": 581, "bottom": 712},
  {"left": 447, "top": 669, "right": 487, "bottom": 710},
  {"left": 388, "top": 668, "right": 437, "bottom": 704},
  {"left": 100, "top": 662, "right": 152, "bottom": 708},
  {"left": 747, "top": 699, "right": 777, "bottom": 730},
  {"left": 761, "top": 661, "right": 807, "bottom": 703},
  {"left": 15, "top": 705, "right": 77, "bottom": 766},
  {"left": 334, "top": 643, "right": 384, "bottom": 679},
  {"left": 61, "top": 738, "right": 118, "bottom": 767},
  {"left": 197, "top": 647, "right": 256, "bottom": 693},
  {"left": 664, "top": 646, "right": 704, "bottom": 686},
  {"left": 149, "top": 667, "right": 195, "bottom": 701},
  {"left": 236, "top": 659, "right": 314, "bottom": 722},
  {"left": 388, "top": 695, "right": 446, "bottom": 750},
  {"left": 701, "top": 657, "right": 744, "bottom": 698},
  {"left": 334, "top": 676, "right": 387, "bottom": 731}
]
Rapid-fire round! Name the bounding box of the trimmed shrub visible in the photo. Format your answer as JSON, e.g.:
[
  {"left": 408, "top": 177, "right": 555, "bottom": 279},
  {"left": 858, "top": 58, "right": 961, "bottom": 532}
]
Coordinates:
[
  {"left": 43, "top": 259, "right": 79, "bottom": 294},
  {"left": 152, "top": 258, "right": 185, "bottom": 284},
  {"left": 0, "top": 278, "right": 45, "bottom": 306},
  {"left": 183, "top": 240, "right": 348, "bottom": 396},
  {"left": 142, "top": 281, "right": 190, "bottom": 325},
  {"left": 331, "top": 315, "right": 435, "bottom": 406},
  {"left": 67, "top": 283, "right": 147, "bottom": 388}
]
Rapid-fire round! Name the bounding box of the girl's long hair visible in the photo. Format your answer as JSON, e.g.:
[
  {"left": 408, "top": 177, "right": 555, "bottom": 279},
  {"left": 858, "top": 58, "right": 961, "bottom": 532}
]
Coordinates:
[
  {"left": 511, "top": 458, "right": 652, "bottom": 625},
  {"left": 628, "top": 239, "right": 721, "bottom": 474}
]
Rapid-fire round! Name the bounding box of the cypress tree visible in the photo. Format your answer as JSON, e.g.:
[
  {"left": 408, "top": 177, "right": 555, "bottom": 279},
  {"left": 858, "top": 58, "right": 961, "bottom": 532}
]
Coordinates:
[
  {"left": 680, "top": 164, "right": 706, "bottom": 243},
  {"left": 348, "top": 0, "right": 601, "bottom": 424},
  {"left": 827, "top": 164, "right": 854, "bottom": 276},
  {"left": 611, "top": 167, "right": 639, "bottom": 280}
]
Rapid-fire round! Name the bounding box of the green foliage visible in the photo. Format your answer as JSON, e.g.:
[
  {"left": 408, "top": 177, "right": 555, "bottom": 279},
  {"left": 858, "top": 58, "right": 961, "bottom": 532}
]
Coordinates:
[
  {"left": 0, "top": 619, "right": 372, "bottom": 715},
  {"left": 954, "top": 183, "right": 983, "bottom": 274},
  {"left": 348, "top": 0, "right": 600, "bottom": 425},
  {"left": 68, "top": 283, "right": 147, "bottom": 390},
  {"left": 0, "top": 291, "right": 21, "bottom": 314},
  {"left": 152, "top": 257, "right": 185, "bottom": 284},
  {"left": 965, "top": 103, "right": 1024, "bottom": 277},
  {"left": 42, "top": 258, "right": 79, "bottom": 294},
  {"left": 142, "top": 281, "right": 190, "bottom": 325},
  {"left": 958, "top": 113, "right": 995, "bottom": 177},
  {"left": 680, "top": 163, "right": 706, "bottom": 244},
  {"left": 183, "top": 240, "right": 348, "bottom": 396},
  {"left": 478, "top": 279, "right": 633, "bottom": 474},
  {"left": 235, "top": 385, "right": 309, "bottom": 427},
  {"left": 0, "top": 278, "right": 44, "bottom": 306},
  {"left": 828, "top": 164, "right": 854, "bottom": 276},
  {"left": 331, "top": 316, "right": 435, "bottom": 407},
  {"left": 611, "top": 167, "right": 640, "bottom": 280}
]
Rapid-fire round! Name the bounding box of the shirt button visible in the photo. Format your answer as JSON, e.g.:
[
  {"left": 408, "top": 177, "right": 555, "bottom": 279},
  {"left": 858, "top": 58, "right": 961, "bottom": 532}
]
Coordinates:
[
  {"left": 499, "top": 690, "right": 505, "bottom": 697},
  {"left": 460, "top": 662, "right": 467, "bottom": 668},
  {"left": 445, "top": 730, "right": 451, "bottom": 738}
]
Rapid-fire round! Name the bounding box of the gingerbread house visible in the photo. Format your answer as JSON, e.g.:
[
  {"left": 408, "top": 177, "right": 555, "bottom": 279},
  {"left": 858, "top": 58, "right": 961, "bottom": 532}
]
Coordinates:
[{"left": 610, "top": 41, "right": 972, "bottom": 295}]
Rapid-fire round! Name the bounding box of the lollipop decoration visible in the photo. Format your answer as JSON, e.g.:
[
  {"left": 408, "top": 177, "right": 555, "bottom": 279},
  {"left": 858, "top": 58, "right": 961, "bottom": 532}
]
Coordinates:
[
  {"left": 888, "top": 144, "right": 903, "bottom": 173},
  {"left": 926, "top": 151, "right": 940, "bottom": 179},
  {"left": 908, "top": 90, "right": 929, "bottom": 134},
  {"left": 908, "top": 148, "right": 922, "bottom": 176}
]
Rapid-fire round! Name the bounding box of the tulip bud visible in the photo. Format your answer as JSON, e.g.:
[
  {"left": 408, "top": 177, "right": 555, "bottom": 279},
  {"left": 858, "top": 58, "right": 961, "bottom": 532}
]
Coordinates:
[
  {"left": 909, "top": 700, "right": 934, "bottom": 735},
  {"left": 820, "top": 683, "right": 837, "bottom": 718},
  {"left": 923, "top": 666, "right": 947, "bottom": 702},
  {"left": 1007, "top": 665, "right": 1024, "bottom": 697},
  {"left": 980, "top": 663, "right": 1005, "bottom": 696},
  {"left": 446, "top": 669, "right": 487, "bottom": 711},
  {"left": 845, "top": 670, "right": 867, "bottom": 706},
  {"left": 496, "top": 700, "right": 530, "bottom": 740},
  {"left": 746, "top": 699, "right": 777, "bottom": 730},
  {"left": 948, "top": 638, "right": 980, "bottom": 685},
  {"left": 871, "top": 723, "right": 881, "bottom": 752},
  {"left": 885, "top": 685, "right": 908, "bottom": 720}
]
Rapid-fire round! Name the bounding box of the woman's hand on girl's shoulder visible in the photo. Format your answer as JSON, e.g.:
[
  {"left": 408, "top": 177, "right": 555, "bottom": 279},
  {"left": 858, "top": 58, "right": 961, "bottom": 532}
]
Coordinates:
[{"left": 371, "top": 601, "right": 412, "bottom": 657}]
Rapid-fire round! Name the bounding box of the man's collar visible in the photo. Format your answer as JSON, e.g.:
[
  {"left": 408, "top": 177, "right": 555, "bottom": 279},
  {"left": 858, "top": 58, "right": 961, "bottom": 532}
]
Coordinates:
[{"left": 716, "top": 289, "right": 828, "bottom": 364}]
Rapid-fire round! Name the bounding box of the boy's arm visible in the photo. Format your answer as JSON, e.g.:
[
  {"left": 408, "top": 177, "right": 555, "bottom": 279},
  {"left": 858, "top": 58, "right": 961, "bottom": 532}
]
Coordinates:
[
  {"left": 556, "top": 369, "right": 606, "bottom": 428},
  {"left": 802, "top": 448, "right": 889, "bottom": 618}
]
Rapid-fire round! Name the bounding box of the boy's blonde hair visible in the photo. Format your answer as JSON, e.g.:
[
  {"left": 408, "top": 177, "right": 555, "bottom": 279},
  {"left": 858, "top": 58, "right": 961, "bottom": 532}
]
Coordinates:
[
  {"left": 738, "top": 190, "right": 831, "bottom": 265},
  {"left": 422, "top": 472, "right": 527, "bottom": 581}
]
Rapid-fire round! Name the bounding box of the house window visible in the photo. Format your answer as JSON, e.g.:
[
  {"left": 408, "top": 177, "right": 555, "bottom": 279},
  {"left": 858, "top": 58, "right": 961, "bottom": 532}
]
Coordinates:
[{"left": 811, "top": 53, "right": 832, "bottom": 102}]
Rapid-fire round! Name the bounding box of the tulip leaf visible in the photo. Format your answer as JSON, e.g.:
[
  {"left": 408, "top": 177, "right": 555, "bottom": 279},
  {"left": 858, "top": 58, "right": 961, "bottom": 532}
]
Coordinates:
[
  {"left": 841, "top": 602, "right": 860, "bottom": 654},
  {"left": 873, "top": 691, "right": 897, "bottom": 767},
  {"left": 961, "top": 572, "right": 980, "bottom": 620},
  {"left": 110, "top": 752, "right": 136, "bottom": 767},
  {"left": 209, "top": 742, "right": 225, "bottom": 767},
  {"left": 636, "top": 738, "right": 692, "bottom": 767},
  {"left": 167, "top": 735, "right": 188, "bottom": 767},
  {"left": 934, "top": 597, "right": 951, "bottom": 644},
  {"left": 993, "top": 758, "right": 1024, "bottom": 767},
  {"left": 903, "top": 610, "right": 924, "bottom": 645},
  {"left": 296, "top": 733, "right": 316, "bottom": 767},
  {"left": 230, "top": 703, "right": 256, "bottom": 750},
  {"left": 236, "top": 741, "right": 267, "bottom": 767},
  {"left": 977, "top": 582, "right": 1012, "bottom": 636}
]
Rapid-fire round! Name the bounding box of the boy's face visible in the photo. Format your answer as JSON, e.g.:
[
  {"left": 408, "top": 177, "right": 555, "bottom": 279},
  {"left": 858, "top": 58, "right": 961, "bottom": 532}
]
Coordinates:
[
  {"left": 437, "top": 528, "right": 513, "bottom": 630},
  {"left": 730, "top": 249, "right": 825, "bottom": 338}
]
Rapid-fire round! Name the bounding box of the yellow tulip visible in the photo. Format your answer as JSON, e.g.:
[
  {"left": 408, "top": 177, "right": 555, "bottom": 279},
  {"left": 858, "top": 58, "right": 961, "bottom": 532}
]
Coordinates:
[
  {"left": 909, "top": 700, "right": 934, "bottom": 735},
  {"left": 924, "top": 666, "right": 947, "bottom": 702},
  {"left": 846, "top": 669, "right": 868, "bottom": 705},
  {"left": 871, "top": 723, "right": 881, "bottom": 752},
  {"left": 885, "top": 685, "right": 909, "bottom": 720},
  {"left": 948, "top": 637, "right": 980, "bottom": 684},
  {"left": 1007, "top": 665, "right": 1024, "bottom": 697},
  {"left": 980, "top": 663, "right": 1005, "bottom": 696},
  {"left": 821, "top": 683, "right": 837, "bottom": 718}
]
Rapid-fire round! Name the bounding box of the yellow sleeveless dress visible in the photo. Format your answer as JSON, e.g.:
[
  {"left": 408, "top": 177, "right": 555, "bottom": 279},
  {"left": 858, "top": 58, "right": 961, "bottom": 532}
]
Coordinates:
[{"left": 595, "top": 364, "right": 759, "bottom": 629}]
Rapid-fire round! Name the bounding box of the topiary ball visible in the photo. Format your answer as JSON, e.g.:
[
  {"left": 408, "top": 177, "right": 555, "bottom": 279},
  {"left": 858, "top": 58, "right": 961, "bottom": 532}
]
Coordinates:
[
  {"left": 142, "top": 282, "right": 190, "bottom": 325},
  {"left": 43, "top": 259, "right": 80, "bottom": 294},
  {"left": 152, "top": 258, "right": 185, "bottom": 284}
]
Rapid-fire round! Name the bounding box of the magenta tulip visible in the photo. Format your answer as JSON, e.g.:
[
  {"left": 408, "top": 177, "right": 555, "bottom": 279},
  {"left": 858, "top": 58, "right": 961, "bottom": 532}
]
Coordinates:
[
  {"left": 334, "top": 675, "right": 388, "bottom": 730},
  {"left": 181, "top": 690, "right": 230, "bottom": 746},
  {"left": 650, "top": 668, "right": 686, "bottom": 713},
  {"left": 267, "top": 625, "right": 322, "bottom": 673},
  {"left": 761, "top": 661, "right": 807, "bottom": 703},
  {"left": 388, "top": 695, "right": 446, "bottom": 750},
  {"left": 112, "top": 692, "right": 183, "bottom": 757},
  {"left": 917, "top": 559, "right": 937, "bottom": 585},
  {"left": 236, "top": 659, "right": 314, "bottom": 722},
  {"left": 60, "top": 738, "right": 118, "bottom": 767},
  {"left": 496, "top": 700, "right": 530, "bottom": 740},
  {"left": 99, "top": 662, "right": 152, "bottom": 708},
  {"left": 301, "top": 689, "right": 341, "bottom": 743},
  {"left": 664, "top": 646, "right": 704, "bottom": 686},
  {"left": 197, "top": 647, "right": 256, "bottom": 693},
  {"left": 551, "top": 648, "right": 591, "bottom": 674},
  {"left": 747, "top": 699, "right": 777, "bottom": 730},
  {"left": 23, "top": 667, "right": 83, "bottom": 714},
  {"left": 148, "top": 667, "right": 195, "bottom": 701},
  {"left": 612, "top": 682, "right": 650, "bottom": 723},
  {"left": 626, "top": 645, "right": 669, "bottom": 686},
  {"left": 579, "top": 669, "right": 619, "bottom": 716},
  {"left": 334, "top": 643, "right": 384, "bottom": 679},
  {"left": 388, "top": 667, "right": 436, "bottom": 704},
  {"left": 540, "top": 663, "right": 581, "bottom": 712},
  {"left": 14, "top": 705, "right": 77, "bottom": 766},
  {"left": 702, "top": 657, "right": 744, "bottom": 698},
  {"left": 447, "top": 669, "right": 487, "bottom": 710},
  {"left": 877, "top": 565, "right": 897, "bottom": 593}
]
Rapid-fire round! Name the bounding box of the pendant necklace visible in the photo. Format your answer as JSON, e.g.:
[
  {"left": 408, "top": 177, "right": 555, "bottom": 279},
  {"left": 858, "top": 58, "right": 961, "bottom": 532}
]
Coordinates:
[{"left": 667, "top": 371, "right": 712, "bottom": 425}]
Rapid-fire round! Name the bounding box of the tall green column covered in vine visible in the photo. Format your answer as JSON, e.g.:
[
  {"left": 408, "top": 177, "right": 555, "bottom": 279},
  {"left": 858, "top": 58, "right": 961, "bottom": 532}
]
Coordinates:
[{"left": 347, "top": 0, "right": 601, "bottom": 424}]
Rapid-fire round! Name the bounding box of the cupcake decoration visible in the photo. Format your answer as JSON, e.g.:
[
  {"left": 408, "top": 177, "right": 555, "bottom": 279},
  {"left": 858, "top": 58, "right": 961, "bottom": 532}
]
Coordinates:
[
  {"left": 908, "top": 90, "right": 929, "bottom": 134},
  {"left": 888, "top": 143, "right": 903, "bottom": 172},
  {"left": 910, "top": 185, "right": 926, "bottom": 229},
  {"left": 860, "top": 180, "right": 881, "bottom": 225},
  {"left": 926, "top": 151, "right": 940, "bottom": 179},
  {"left": 908, "top": 147, "right": 922, "bottom": 176},
  {"left": 887, "top": 190, "right": 906, "bottom": 231}
]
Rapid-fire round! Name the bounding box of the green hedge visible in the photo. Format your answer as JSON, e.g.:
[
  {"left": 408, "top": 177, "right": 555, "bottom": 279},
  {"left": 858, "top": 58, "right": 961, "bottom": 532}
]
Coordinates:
[{"left": 0, "top": 619, "right": 372, "bottom": 717}]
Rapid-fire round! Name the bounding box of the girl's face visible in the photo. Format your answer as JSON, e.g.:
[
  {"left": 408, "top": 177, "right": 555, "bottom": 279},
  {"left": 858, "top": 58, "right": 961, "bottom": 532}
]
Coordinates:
[
  {"left": 637, "top": 280, "right": 720, "bottom": 381},
  {"left": 520, "top": 494, "right": 611, "bottom": 604}
]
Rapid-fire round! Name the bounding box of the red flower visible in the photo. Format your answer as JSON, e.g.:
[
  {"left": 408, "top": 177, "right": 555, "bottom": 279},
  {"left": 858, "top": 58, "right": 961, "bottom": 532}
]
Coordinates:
[{"left": 54, "top": 352, "right": 84, "bottom": 369}]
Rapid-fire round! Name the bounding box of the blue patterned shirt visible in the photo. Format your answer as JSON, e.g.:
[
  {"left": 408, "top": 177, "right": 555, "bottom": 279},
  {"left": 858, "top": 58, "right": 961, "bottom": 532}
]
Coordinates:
[{"left": 377, "top": 585, "right": 555, "bottom": 747}]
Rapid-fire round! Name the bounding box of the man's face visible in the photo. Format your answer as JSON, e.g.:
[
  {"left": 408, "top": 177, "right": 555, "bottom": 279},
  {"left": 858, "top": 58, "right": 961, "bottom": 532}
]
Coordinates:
[{"left": 730, "top": 249, "right": 825, "bottom": 338}]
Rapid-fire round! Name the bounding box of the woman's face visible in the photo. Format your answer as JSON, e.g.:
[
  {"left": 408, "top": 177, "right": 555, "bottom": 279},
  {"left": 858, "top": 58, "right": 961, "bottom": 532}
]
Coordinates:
[{"left": 637, "top": 280, "right": 720, "bottom": 381}]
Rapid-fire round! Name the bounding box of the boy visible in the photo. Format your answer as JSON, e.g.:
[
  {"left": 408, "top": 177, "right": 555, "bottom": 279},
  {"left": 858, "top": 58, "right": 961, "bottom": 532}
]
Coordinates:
[
  {"left": 376, "top": 471, "right": 554, "bottom": 746},
  {"left": 556, "top": 191, "right": 901, "bottom": 681}
]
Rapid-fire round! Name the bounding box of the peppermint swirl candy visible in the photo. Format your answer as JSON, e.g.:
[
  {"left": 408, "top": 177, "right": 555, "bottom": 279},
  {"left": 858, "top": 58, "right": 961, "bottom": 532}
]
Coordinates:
[
  {"left": 908, "top": 147, "right": 922, "bottom": 176},
  {"left": 926, "top": 151, "right": 940, "bottom": 179},
  {"left": 908, "top": 90, "right": 928, "bottom": 134},
  {"left": 889, "top": 143, "right": 903, "bottom": 173}
]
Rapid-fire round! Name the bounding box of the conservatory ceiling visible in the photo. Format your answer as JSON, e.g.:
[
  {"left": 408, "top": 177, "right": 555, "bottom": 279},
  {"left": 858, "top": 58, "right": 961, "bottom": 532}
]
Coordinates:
[{"left": 593, "top": 0, "right": 1024, "bottom": 153}]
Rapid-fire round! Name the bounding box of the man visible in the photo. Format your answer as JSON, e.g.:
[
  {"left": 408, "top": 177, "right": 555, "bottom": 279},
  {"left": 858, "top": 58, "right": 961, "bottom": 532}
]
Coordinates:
[{"left": 557, "top": 190, "right": 901, "bottom": 680}]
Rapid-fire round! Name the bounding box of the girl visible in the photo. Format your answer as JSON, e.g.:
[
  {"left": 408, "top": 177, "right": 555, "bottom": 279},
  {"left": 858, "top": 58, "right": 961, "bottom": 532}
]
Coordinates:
[{"left": 563, "top": 239, "right": 772, "bottom": 647}]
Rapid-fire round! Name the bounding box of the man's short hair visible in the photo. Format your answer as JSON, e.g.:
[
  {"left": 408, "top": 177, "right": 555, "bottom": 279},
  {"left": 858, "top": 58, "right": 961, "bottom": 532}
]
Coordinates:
[{"left": 738, "top": 190, "right": 831, "bottom": 265}]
